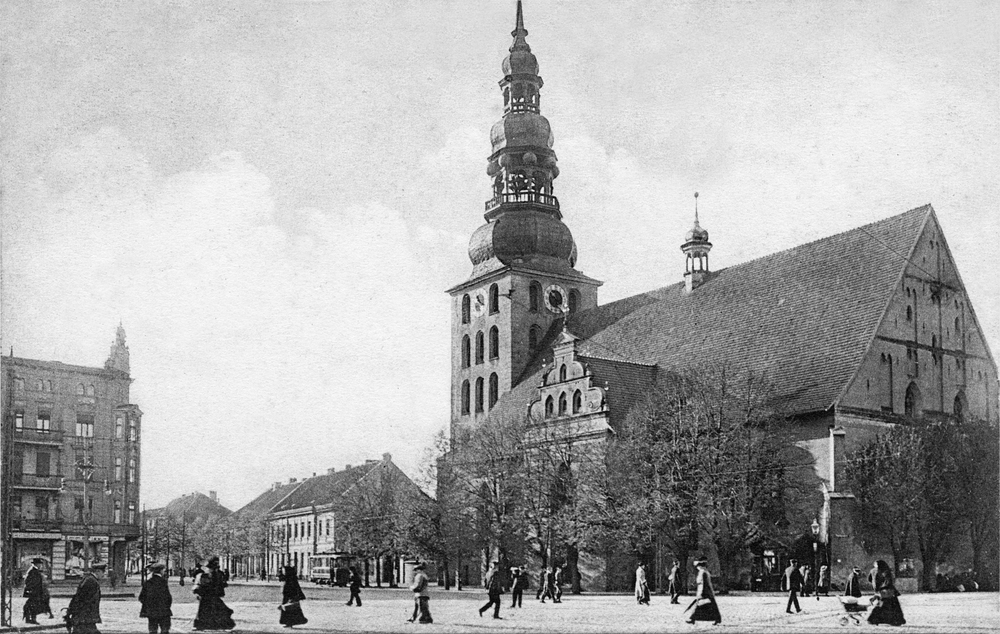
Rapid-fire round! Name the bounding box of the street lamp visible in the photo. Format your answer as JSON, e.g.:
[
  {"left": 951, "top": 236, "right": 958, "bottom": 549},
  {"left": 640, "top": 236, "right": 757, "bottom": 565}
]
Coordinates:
[
  {"left": 811, "top": 518, "right": 820, "bottom": 600},
  {"left": 77, "top": 461, "right": 97, "bottom": 572}
]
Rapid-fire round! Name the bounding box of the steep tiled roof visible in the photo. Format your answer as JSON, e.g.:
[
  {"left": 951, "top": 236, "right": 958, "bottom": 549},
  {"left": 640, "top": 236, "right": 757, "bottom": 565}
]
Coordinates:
[
  {"left": 150, "top": 491, "right": 232, "bottom": 521},
  {"left": 572, "top": 205, "right": 931, "bottom": 414},
  {"left": 232, "top": 481, "right": 301, "bottom": 520},
  {"left": 270, "top": 462, "right": 381, "bottom": 513}
]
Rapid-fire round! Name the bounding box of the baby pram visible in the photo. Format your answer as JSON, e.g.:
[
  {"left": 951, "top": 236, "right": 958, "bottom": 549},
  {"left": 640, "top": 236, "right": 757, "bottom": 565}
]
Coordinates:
[{"left": 837, "top": 596, "right": 868, "bottom": 626}]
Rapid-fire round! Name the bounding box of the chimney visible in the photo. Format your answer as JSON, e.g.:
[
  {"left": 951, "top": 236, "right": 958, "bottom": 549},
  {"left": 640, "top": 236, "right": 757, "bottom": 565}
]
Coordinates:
[
  {"left": 345, "top": 464, "right": 352, "bottom": 470},
  {"left": 209, "top": 490, "right": 217, "bottom": 502},
  {"left": 327, "top": 467, "right": 337, "bottom": 475},
  {"left": 288, "top": 477, "right": 297, "bottom": 484},
  {"left": 382, "top": 452, "right": 392, "bottom": 462},
  {"left": 830, "top": 426, "right": 846, "bottom": 491},
  {"left": 312, "top": 472, "right": 316, "bottom": 477},
  {"left": 273, "top": 481, "right": 281, "bottom": 490}
]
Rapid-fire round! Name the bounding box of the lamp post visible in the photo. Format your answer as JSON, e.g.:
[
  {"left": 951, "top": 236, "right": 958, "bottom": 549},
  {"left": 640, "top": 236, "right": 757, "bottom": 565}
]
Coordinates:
[
  {"left": 811, "top": 518, "right": 820, "bottom": 601},
  {"left": 77, "top": 460, "right": 97, "bottom": 572}
]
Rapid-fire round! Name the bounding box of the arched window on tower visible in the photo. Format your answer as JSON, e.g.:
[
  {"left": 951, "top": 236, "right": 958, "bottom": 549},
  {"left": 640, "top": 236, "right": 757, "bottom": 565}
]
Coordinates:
[
  {"left": 572, "top": 390, "right": 582, "bottom": 414},
  {"left": 529, "top": 325, "right": 541, "bottom": 352},
  {"left": 569, "top": 289, "right": 580, "bottom": 314},
  {"left": 558, "top": 392, "right": 568, "bottom": 415},
  {"left": 954, "top": 316, "right": 961, "bottom": 336},
  {"left": 954, "top": 391, "right": 967, "bottom": 422},
  {"left": 475, "top": 378, "right": 484, "bottom": 412},
  {"left": 462, "top": 294, "right": 471, "bottom": 324},
  {"left": 462, "top": 335, "right": 471, "bottom": 368},
  {"left": 880, "top": 354, "right": 894, "bottom": 412},
  {"left": 77, "top": 383, "right": 85, "bottom": 395},
  {"left": 529, "top": 282, "right": 541, "bottom": 312},
  {"left": 559, "top": 364, "right": 567, "bottom": 382},
  {"left": 489, "top": 326, "right": 499, "bottom": 359},
  {"left": 476, "top": 332, "right": 485, "bottom": 364},
  {"left": 906, "top": 306, "right": 912, "bottom": 322},
  {"left": 545, "top": 395, "right": 554, "bottom": 417},
  {"left": 489, "top": 284, "right": 500, "bottom": 314},
  {"left": 904, "top": 382, "right": 921, "bottom": 418},
  {"left": 489, "top": 373, "right": 499, "bottom": 409},
  {"left": 461, "top": 380, "right": 470, "bottom": 414}
]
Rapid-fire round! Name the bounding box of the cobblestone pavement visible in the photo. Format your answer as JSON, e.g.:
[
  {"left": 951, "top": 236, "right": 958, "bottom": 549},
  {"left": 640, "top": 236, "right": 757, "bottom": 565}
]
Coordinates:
[{"left": 7, "top": 586, "right": 998, "bottom": 633}]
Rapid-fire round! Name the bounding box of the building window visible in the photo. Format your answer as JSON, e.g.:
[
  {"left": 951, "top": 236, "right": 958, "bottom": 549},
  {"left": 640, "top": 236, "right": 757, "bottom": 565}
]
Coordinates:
[
  {"left": 128, "top": 459, "right": 136, "bottom": 483},
  {"left": 37, "top": 379, "right": 44, "bottom": 391},
  {"left": 128, "top": 502, "right": 136, "bottom": 524},
  {"left": 489, "top": 373, "right": 499, "bottom": 409},
  {"left": 129, "top": 419, "right": 137, "bottom": 442},
  {"left": 475, "top": 377, "right": 484, "bottom": 413},
  {"left": 461, "top": 335, "right": 472, "bottom": 368},
  {"left": 115, "top": 458, "right": 123, "bottom": 481},
  {"left": 489, "top": 326, "right": 499, "bottom": 359},
  {"left": 529, "top": 282, "right": 541, "bottom": 312},
  {"left": 559, "top": 364, "right": 567, "bottom": 382},
  {"left": 904, "top": 382, "right": 921, "bottom": 418},
  {"left": 489, "top": 284, "right": 500, "bottom": 314},
  {"left": 569, "top": 289, "right": 580, "bottom": 314},
  {"left": 114, "top": 501, "right": 122, "bottom": 524},
  {"left": 47, "top": 380, "right": 53, "bottom": 391},
  {"left": 558, "top": 392, "right": 568, "bottom": 415},
  {"left": 954, "top": 317, "right": 960, "bottom": 336},
  {"left": 529, "top": 325, "right": 541, "bottom": 352},
  {"left": 461, "top": 294, "right": 471, "bottom": 324},
  {"left": 545, "top": 395, "right": 554, "bottom": 417},
  {"left": 954, "top": 391, "right": 967, "bottom": 421},
  {"left": 461, "top": 380, "right": 470, "bottom": 414},
  {"left": 77, "top": 383, "right": 85, "bottom": 395},
  {"left": 14, "top": 411, "right": 24, "bottom": 431},
  {"left": 76, "top": 416, "right": 95, "bottom": 438},
  {"left": 36, "top": 412, "right": 51, "bottom": 433},
  {"left": 115, "top": 417, "right": 123, "bottom": 439},
  {"left": 36, "top": 452, "right": 51, "bottom": 477},
  {"left": 85, "top": 384, "right": 95, "bottom": 396},
  {"left": 475, "top": 332, "right": 485, "bottom": 364},
  {"left": 14, "top": 378, "right": 24, "bottom": 392},
  {"left": 36, "top": 496, "right": 50, "bottom": 520},
  {"left": 573, "top": 390, "right": 582, "bottom": 413}
]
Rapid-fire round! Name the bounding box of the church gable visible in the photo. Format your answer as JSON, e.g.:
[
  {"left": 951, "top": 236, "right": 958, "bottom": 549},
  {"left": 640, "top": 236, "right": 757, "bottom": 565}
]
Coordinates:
[{"left": 839, "top": 210, "right": 998, "bottom": 422}]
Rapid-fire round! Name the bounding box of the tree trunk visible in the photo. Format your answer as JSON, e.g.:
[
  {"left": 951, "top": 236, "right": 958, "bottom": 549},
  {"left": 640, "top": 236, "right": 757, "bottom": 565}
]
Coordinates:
[{"left": 567, "top": 544, "right": 581, "bottom": 594}]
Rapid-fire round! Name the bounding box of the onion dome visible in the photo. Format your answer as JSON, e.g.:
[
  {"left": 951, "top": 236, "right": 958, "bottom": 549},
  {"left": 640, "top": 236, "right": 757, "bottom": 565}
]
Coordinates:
[
  {"left": 469, "top": 210, "right": 577, "bottom": 268},
  {"left": 686, "top": 218, "right": 709, "bottom": 243}
]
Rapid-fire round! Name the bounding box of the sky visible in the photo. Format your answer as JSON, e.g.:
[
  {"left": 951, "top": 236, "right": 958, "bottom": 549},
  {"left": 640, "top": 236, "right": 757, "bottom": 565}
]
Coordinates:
[{"left": 2, "top": 0, "right": 997, "bottom": 510}]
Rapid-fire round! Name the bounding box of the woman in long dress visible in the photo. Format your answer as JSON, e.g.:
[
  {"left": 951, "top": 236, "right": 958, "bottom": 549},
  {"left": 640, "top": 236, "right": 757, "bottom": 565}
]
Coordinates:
[
  {"left": 635, "top": 562, "right": 650, "bottom": 605},
  {"left": 686, "top": 558, "right": 721, "bottom": 625},
  {"left": 867, "top": 560, "right": 905, "bottom": 626},
  {"left": 279, "top": 565, "right": 308, "bottom": 628},
  {"left": 193, "top": 557, "right": 235, "bottom": 631}
]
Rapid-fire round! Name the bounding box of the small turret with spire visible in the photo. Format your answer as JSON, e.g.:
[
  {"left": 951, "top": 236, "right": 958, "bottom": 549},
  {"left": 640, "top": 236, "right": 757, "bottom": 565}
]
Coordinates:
[
  {"left": 682, "top": 192, "right": 712, "bottom": 292},
  {"left": 104, "top": 322, "right": 130, "bottom": 375}
]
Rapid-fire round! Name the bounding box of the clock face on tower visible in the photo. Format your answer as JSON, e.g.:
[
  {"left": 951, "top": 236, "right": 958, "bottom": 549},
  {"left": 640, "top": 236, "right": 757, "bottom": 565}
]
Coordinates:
[
  {"left": 472, "top": 291, "right": 487, "bottom": 316},
  {"left": 544, "top": 284, "right": 567, "bottom": 314}
]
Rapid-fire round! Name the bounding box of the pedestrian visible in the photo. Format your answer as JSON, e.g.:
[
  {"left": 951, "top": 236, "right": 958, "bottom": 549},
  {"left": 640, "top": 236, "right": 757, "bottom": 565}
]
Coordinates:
[
  {"left": 109, "top": 569, "right": 118, "bottom": 589},
  {"left": 22, "top": 557, "right": 46, "bottom": 624},
  {"left": 782, "top": 558, "right": 803, "bottom": 614},
  {"left": 509, "top": 566, "right": 526, "bottom": 608},
  {"left": 193, "top": 556, "right": 235, "bottom": 631},
  {"left": 844, "top": 566, "right": 863, "bottom": 598},
  {"left": 554, "top": 564, "right": 565, "bottom": 603},
  {"left": 40, "top": 563, "right": 55, "bottom": 619},
  {"left": 346, "top": 566, "right": 362, "bottom": 606},
  {"left": 635, "top": 562, "right": 650, "bottom": 605},
  {"left": 261, "top": 568, "right": 267, "bottom": 582},
  {"left": 684, "top": 558, "right": 721, "bottom": 625},
  {"left": 536, "top": 568, "right": 545, "bottom": 600},
  {"left": 139, "top": 563, "right": 173, "bottom": 634},
  {"left": 668, "top": 560, "right": 681, "bottom": 604},
  {"left": 818, "top": 564, "right": 830, "bottom": 597},
  {"left": 867, "top": 560, "right": 905, "bottom": 626},
  {"left": 278, "top": 565, "right": 308, "bottom": 628},
  {"left": 407, "top": 562, "right": 433, "bottom": 624},
  {"left": 539, "top": 567, "right": 556, "bottom": 603},
  {"left": 478, "top": 560, "right": 504, "bottom": 619},
  {"left": 65, "top": 566, "right": 103, "bottom": 634},
  {"left": 801, "top": 565, "right": 812, "bottom": 597}
]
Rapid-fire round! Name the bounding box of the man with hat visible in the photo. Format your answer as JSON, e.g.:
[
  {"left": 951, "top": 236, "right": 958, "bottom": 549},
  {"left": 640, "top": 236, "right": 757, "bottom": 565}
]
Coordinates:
[
  {"left": 139, "top": 563, "right": 173, "bottom": 633},
  {"left": 22, "top": 557, "right": 46, "bottom": 624},
  {"left": 66, "top": 565, "right": 103, "bottom": 633},
  {"left": 478, "top": 560, "right": 504, "bottom": 619},
  {"left": 407, "top": 562, "right": 433, "bottom": 624},
  {"left": 509, "top": 566, "right": 526, "bottom": 608},
  {"left": 782, "top": 558, "right": 803, "bottom": 614}
]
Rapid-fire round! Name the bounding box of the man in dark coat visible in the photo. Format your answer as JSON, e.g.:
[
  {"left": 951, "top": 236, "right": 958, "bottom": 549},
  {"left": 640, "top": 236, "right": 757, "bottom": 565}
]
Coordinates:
[
  {"left": 66, "top": 567, "right": 103, "bottom": 634},
  {"left": 139, "top": 563, "right": 173, "bottom": 633},
  {"left": 782, "top": 559, "right": 803, "bottom": 614},
  {"left": 667, "top": 560, "right": 682, "bottom": 604},
  {"left": 844, "top": 566, "right": 863, "bottom": 598},
  {"left": 509, "top": 567, "right": 526, "bottom": 608},
  {"left": 193, "top": 556, "right": 235, "bottom": 631},
  {"left": 478, "top": 560, "right": 504, "bottom": 619},
  {"left": 22, "top": 558, "right": 46, "bottom": 624},
  {"left": 346, "top": 567, "right": 362, "bottom": 606}
]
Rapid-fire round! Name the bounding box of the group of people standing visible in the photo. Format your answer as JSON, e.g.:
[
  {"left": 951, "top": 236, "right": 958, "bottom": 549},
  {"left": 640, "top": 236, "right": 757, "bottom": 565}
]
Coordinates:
[{"left": 635, "top": 559, "right": 721, "bottom": 624}]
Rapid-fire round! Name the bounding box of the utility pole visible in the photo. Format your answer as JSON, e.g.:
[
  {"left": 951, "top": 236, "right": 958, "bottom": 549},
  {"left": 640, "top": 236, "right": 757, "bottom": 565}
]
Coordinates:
[
  {"left": 77, "top": 460, "right": 97, "bottom": 572},
  {"left": 1, "top": 369, "right": 15, "bottom": 626}
]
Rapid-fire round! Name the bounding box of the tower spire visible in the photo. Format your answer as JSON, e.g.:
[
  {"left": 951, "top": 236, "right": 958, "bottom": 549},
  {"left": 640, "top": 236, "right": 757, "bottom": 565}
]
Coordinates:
[
  {"left": 512, "top": 0, "right": 528, "bottom": 50},
  {"left": 681, "top": 192, "right": 712, "bottom": 293}
]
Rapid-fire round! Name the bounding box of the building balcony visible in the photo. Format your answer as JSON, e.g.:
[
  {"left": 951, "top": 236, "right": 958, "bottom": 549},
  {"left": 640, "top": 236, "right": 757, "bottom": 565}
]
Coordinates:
[
  {"left": 485, "top": 190, "right": 559, "bottom": 216},
  {"left": 13, "top": 429, "right": 64, "bottom": 445},
  {"left": 11, "top": 518, "right": 62, "bottom": 533},
  {"left": 13, "top": 474, "right": 63, "bottom": 490}
]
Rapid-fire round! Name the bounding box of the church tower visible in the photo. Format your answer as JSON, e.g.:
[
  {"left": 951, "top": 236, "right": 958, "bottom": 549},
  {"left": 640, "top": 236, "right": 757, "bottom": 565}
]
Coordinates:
[
  {"left": 681, "top": 192, "right": 712, "bottom": 292},
  {"left": 447, "top": 1, "right": 601, "bottom": 439}
]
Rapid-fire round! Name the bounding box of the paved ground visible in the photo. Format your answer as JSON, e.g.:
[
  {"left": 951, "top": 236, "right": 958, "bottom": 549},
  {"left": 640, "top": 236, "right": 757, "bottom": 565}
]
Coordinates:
[{"left": 5, "top": 584, "right": 998, "bottom": 633}]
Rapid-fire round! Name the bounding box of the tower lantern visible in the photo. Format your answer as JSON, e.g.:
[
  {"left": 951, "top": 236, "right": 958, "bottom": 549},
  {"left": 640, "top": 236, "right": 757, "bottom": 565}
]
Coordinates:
[{"left": 682, "top": 192, "right": 712, "bottom": 292}]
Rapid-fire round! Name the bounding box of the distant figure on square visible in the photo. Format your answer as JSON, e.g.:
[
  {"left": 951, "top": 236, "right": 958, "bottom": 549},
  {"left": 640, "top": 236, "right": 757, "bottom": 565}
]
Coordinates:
[
  {"left": 867, "top": 560, "right": 905, "bottom": 626},
  {"left": 782, "top": 558, "right": 803, "bottom": 614},
  {"left": 22, "top": 557, "right": 46, "bottom": 624},
  {"left": 818, "top": 563, "right": 830, "bottom": 597},
  {"left": 479, "top": 560, "right": 504, "bottom": 619},
  {"left": 635, "top": 562, "right": 650, "bottom": 605},
  {"left": 801, "top": 564, "right": 812, "bottom": 597},
  {"left": 539, "top": 566, "right": 556, "bottom": 603},
  {"left": 554, "top": 564, "right": 565, "bottom": 603},
  {"left": 668, "top": 560, "right": 681, "bottom": 604},
  {"left": 40, "top": 563, "right": 55, "bottom": 619},
  {"left": 278, "top": 565, "right": 308, "bottom": 628},
  {"left": 844, "top": 566, "right": 863, "bottom": 598},
  {"left": 347, "top": 567, "right": 363, "bottom": 606},
  {"left": 66, "top": 566, "right": 103, "bottom": 634},
  {"left": 407, "top": 562, "right": 433, "bottom": 624},
  {"left": 510, "top": 566, "right": 527, "bottom": 608},
  {"left": 684, "top": 558, "right": 721, "bottom": 625},
  {"left": 193, "top": 556, "right": 235, "bottom": 631},
  {"left": 139, "top": 562, "right": 173, "bottom": 634}
]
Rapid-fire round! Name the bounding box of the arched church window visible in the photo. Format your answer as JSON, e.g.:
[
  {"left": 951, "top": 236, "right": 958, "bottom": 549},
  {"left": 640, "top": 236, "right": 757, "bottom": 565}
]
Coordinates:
[
  {"left": 569, "top": 289, "right": 580, "bottom": 314},
  {"left": 558, "top": 392, "right": 568, "bottom": 415},
  {"left": 559, "top": 364, "right": 567, "bottom": 382},
  {"left": 475, "top": 377, "right": 484, "bottom": 413},
  {"left": 545, "top": 395, "right": 554, "bottom": 417},
  {"left": 573, "top": 390, "right": 582, "bottom": 414},
  {"left": 462, "top": 295, "right": 471, "bottom": 324},
  {"left": 489, "top": 373, "right": 499, "bottom": 409},
  {"left": 906, "top": 306, "right": 912, "bottom": 322},
  {"left": 904, "top": 382, "right": 921, "bottom": 418},
  {"left": 529, "top": 282, "right": 541, "bottom": 312},
  {"left": 489, "top": 326, "right": 499, "bottom": 359},
  {"left": 462, "top": 335, "right": 471, "bottom": 368},
  {"left": 36, "top": 379, "right": 44, "bottom": 391},
  {"left": 86, "top": 384, "right": 95, "bottom": 396},
  {"left": 954, "top": 317, "right": 960, "bottom": 335},
  {"left": 476, "top": 332, "right": 485, "bottom": 364},
  {"left": 77, "top": 383, "right": 85, "bottom": 395},
  {"left": 489, "top": 284, "right": 500, "bottom": 314},
  {"left": 529, "top": 325, "right": 541, "bottom": 351},
  {"left": 954, "top": 390, "right": 967, "bottom": 422},
  {"left": 461, "top": 380, "right": 470, "bottom": 414}
]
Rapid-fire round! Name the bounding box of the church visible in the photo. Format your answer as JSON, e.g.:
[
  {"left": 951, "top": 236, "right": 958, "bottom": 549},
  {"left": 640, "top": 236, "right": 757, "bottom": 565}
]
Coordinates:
[{"left": 445, "top": 2, "right": 997, "bottom": 590}]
